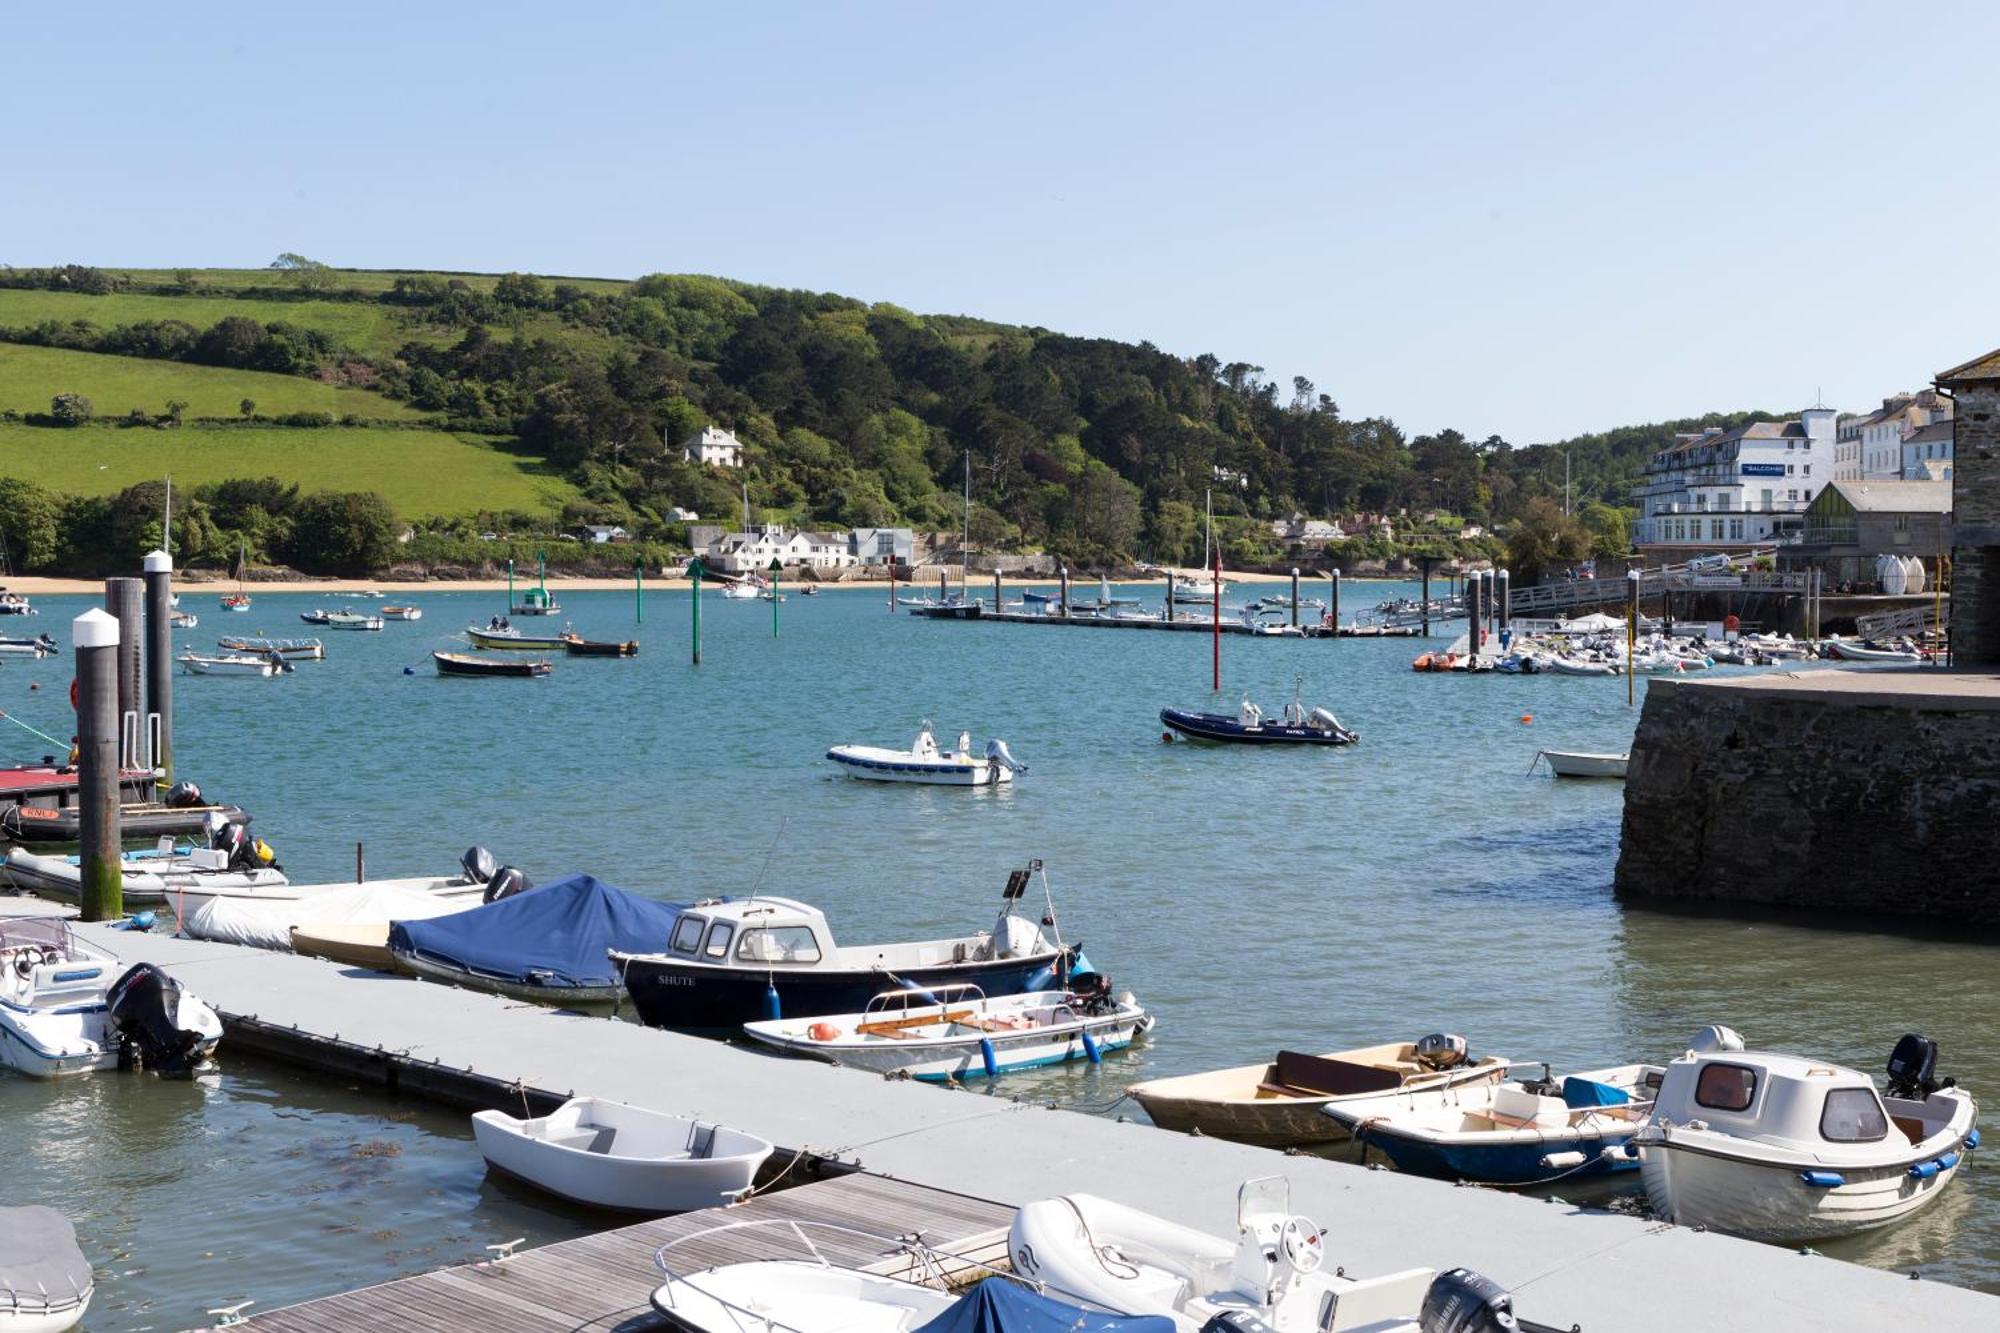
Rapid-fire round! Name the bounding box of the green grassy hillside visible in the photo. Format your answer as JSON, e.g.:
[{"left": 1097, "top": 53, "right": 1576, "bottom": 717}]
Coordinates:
[
  {"left": 0, "top": 287, "right": 448, "bottom": 359},
  {"left": 0, "top": 423, "right": 576, "bottom": 518},
  {"left": 0, "top": 344, "right": 423, "bottom": 420},
  {"left": 103, "top": 267, "right": 633, "bottom": 297}
]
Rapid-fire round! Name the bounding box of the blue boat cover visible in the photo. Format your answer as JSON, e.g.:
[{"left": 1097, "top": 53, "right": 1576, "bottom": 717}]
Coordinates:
[
  {"left": 1561, "top": 1076, "right": 1632, "bottom": 1108},
  {"left": 388, "top": 874, "right": 682, "bottom": 989},
  {"left": 915, "top": 1280, "right": 1174, "bottom": 1333}
]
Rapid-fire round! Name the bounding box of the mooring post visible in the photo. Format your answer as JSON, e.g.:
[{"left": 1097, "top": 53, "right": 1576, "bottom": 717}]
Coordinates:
[
  {"left": 1419, "top": 557, "right": 1433, "bottom": 637},
  {"left": 1290, "top": 567, "right": 1300, "bottom": 628},
  {"left": 142, "top": 550, "right": 173, "bottom": 784},
  {"left": 938, "top": 569, "right": 947, "bottom": 602},
  {"left": 993, "top": 565, "right": 1002, "bottom": 613},
  {"left": 355, "top": 841, "right": 365, "bottom": 884},
  {"left": 634, "top": 556, "right": 644, "bottom": 624},
  {"left": 689, "top": 558, "right": 704, "bottom": 666},
  {"left": 1166, "top": 569, "right": 1176, "bottom": 619},
  {"left": 1329, "top": 568, "right": 1341, "bottom": 636},
  {"left": 1497, "top": 568, "right": 1511, "bottom": 633},
  {"left": 1210, "top": 550, "right": 1221, "bottom": 692},
  {"left": 1627, "top": 568, "right": 1641, "bottom": 708},
  {"left": 105, "top": 577, "right": 143, "bottom": 761},
  {"left": 888, "top": 558, "right": 896, "bottom": 613},
  {"left": 74, "top": 609, "right": 122, "bottom": 922},
  {"left": 1059, "top": 566, "right": 1070, "bottom": 620},
  {"left": 769, "top": 558, "right": 782, "bottom": 638}
]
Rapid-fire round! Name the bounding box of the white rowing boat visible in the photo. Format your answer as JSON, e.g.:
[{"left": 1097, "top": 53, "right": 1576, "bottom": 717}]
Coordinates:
[
  {"left": 472, "top": 1097, "right": 774, "bottom": 1212},
  {"left": 1536, "top": 750, "right": 1629, "bottom": 779}
]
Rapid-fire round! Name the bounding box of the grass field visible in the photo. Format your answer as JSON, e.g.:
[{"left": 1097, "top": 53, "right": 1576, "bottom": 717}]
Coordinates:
[
  {"left": 0, "top": 423, "right": 578, "bottom": 518},
  {"left": 0, "top": 288, "right": 449, "bottom": 358},
  {"left": 0, "top": 344, "right": 422, "bottom": 421}
]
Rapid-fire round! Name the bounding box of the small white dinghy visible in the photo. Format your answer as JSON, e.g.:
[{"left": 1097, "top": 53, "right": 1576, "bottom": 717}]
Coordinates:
[
  {"left": 0, "top": 1206, "right": 93, "bottom": 1333},
  {"left": 472, "top": 1096, "right": 774, "bottom": 1213},
  {"left": 827, "top": 721, "right": 1026, "bottom": 786},
  {"left": 741, "top": 977, "right": 1151, "bottom": 1082},
  {"left": 0, "top": 918, "right": 222, "bottom": 1079},
  {"left": 1010, "top": 1176, "right": 1514, "bottom": 1332},
  {"left": 4, "top": 846, "right": 287, "bottom": 909},
  {"left": 1535, "top": 750, "right": 1629, "bottom": 779},
  {"left": 1633, "top": 1028, "right": 1980, "bottom": 1243},
  {"left": 178, "top": 651, "right": 287, "bottom": 677}
]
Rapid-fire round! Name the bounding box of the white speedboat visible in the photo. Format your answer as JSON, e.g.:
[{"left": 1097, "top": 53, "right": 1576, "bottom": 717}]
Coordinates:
[
  {"left": 719, "top": 581, "right": 762, "bottom": 600},
  {"left": 742, "top": 978, "right": 1150, "bottom": 1082},
  {"left": 1325, "top": 1059, "right": 1660, "bottom": 1184},
  {"left": 826, "top": 722, "right": 1026, "bottom": 785},
  {"left": 217, "top": 635, "right": 323, "bottom": 659},
  {"left": 4, "top": 846, "right": 288, "bottom": 909},
  {"left": 1127, "top": 1035, "right": 1509, "bottom": 1147},
  {"left": 1822, "top": 637, "right": 1924, "bottom": 663},
  {"left": 473, "top": 1096, "right": 774, "bottom": 1213},
  {"left": 0, "top": 918, "right": 222, "bottom": 1078},
  {"left": 1011, "top": 1176, "right": 1494, "bottom": 1332},
  {"left": 1633, "top": 1029, "right": 1979, "bottom": 1243},
  {"left": 323, "top": 609, "right": 384, "bottom": 631},
  {"left": 1535, "top": 750, "right": 1629, "bottom": 779},
  {"left": 178, "top": 652, "right": 287, "bottom": 677},
  {"left": 381, "top": 605, "right": 423, "bottom": 621},
  {"left": 168, "top": 845, "right": 500, "bottom": 920},
  {"left": 0, "top": 1206, "right": 93, "bottom": 1332}
]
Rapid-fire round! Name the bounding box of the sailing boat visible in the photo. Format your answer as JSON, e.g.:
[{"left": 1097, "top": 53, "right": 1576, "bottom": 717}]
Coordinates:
[
  {"left": 912, "top": 451, "right": 982, "bottom": 619},
  {"left": 1171, "top": 490, "right": 1220, "bottom": 608},
  {"left": 219, "top": 537, "right": 252, "bottom": 610}
]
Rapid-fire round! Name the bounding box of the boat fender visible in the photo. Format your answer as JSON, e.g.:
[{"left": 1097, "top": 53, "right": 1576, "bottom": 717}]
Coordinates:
[
  {"left": 1908, "top": 1159, "right": 1943, "bottom": 1180},
  {"left": 1967, "top": 1129, "right": 1981, "bottom": 1151},
  {"left": 1798, "top": 1171, "right": 1846, "bottom": 1189},
  {"left": 980, "top": 1038, "right": 999, "bottom": 1079},
  {"left": 1539, "top": 1151, "right": 1586, "bottom": 1170},
  {"left": 1080, "top": 1029, "right": 1100, "bottom": 1064},
  {"left": 763, "top": 982, "right": 781, "bottom": 1021},
  {"left": 1420, "top": 1267, "right": 1518, "bottom": 1333},
  {"left": 808, "top": 1022, "right": 840, "bottom": 1042}
]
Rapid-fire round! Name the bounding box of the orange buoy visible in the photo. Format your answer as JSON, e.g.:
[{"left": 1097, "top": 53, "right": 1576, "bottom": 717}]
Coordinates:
[
  {"left": 807, "top": 1022, "right": 840, "bottom": 1042},
  {"left": 1520, "top": 714, "right": 1533, "bottom": 724},
  {"left": 1160, "top": 731, "right": 1173, "bottom": 743}
]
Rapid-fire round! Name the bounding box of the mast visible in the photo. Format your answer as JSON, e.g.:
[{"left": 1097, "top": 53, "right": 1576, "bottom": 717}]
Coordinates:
[{"left": 962, "top": 449, "right": 971, "bottom": 599}]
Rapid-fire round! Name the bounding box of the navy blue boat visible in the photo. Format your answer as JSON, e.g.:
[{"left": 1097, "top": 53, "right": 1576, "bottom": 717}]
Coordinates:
[
  {"left": 611, "top": 864, "right": 1080, "bottom": 1031},
  {"left": 1161, "top": 697, "right": 1357, "bottom": 746}
]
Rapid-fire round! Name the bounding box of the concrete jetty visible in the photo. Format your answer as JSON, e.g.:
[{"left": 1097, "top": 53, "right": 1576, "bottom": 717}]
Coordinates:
[
  {"left": 7, "top": 903, "right": 1989, "bottom": 1332},
  {"left": 1616, "top": 668, "right": 2000, "bottom": 923}
]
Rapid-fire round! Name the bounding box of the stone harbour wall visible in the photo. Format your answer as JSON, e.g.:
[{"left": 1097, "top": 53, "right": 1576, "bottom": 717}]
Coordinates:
[{"left": 1614, "top": 674, "right": 2000, "bottom": 925}]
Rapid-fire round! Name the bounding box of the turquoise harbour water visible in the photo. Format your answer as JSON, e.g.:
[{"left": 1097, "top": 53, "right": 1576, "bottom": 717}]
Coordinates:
[{"left": 1, "top": 581, "right": 1995, "bottom": 1324}]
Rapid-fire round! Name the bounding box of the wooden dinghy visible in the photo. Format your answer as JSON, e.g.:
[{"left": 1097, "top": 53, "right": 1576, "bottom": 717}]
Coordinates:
[
  {"left": 433, "top": 651, "right": 550, "bottom": 678},
  {"left": 560, "top": 632, "right": 639, "bottom": 657}
]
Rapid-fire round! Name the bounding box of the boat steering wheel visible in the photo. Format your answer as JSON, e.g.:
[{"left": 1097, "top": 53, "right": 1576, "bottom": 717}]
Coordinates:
[
  {"left": 1279, "top": 1217, "right": 1324, "bottom": 1274},
  {"left": 13, "top": 945, "right": 47, "bottom": 978}
]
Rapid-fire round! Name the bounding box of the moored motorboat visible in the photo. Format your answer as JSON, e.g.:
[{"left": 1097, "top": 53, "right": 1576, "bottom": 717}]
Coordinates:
[
  {"left": 1011, "top": 1176, "right": 1510, "bottom": 1331},
  {"left": 464, "top": 623, "right": 566, "bottom": 650},
  {"left": 5, "top": 845, "right": 286, "bottom": 910},
  {"left": 613, "top": 863, "right": 1080, "bottom": 1032},
  {"left": 1535, "top": 750, "right": 1629, "bottom": 779},
  {"left": 391, "top": 872, "right": 682, "bottom": 1008},
  {"left": 0, "top": 799, "right": 250, "bottom": 846},
  {"left": 742, "top": 977, "right": 1150, "bottom": 1082},
  {"left": 1633, "top": 1028, "right": 1980, "bottom": 1243},
  {"left": 1127, "top": 1035, "right": 1509, "bottom": 1148},
  {"left": 827, "top": 721, "right": 1026, "bottom": 785},
  {"left": 0, "top": 633, "right": 58, "bottom": 660},
  {"left": 433, "top": 651, "right": 551, "bottom": 678},
  {"left": 168, "top": 610, "right": 198, "bottom": 629},
  {"left": 0, "top": 918, "right": 223, "bottom": 1078},
  {"left": 1822, "top": 637, "right": 1925, "bottom": 663},
  {"left": 472, "top": 1097, "right": 775, "bottom": 1213},
  {"left": 0, "top": 1206, "right": 93, "bottom": 1333},
  {"left": 381, "top": 605, "right": 423, "bottom": 620},
  {"left": 179, "top": 651, "right": 288, "bottom": 677},
  {"left": 218, "top": 593, "right": 252, "bottom": 612},
  {"left": 298, "top": 609, "right": 331, "bottom": 625},
  {"left": 323, "top": 609, "right": 384, "bottom": 631},
  {"left": 172, "top": 845, "right": 500, "bottom": 925},
  {"left": 719, "top": 580, "right": 761, "bottom": 601},
  {"left": 560, "top": 632, "right": 639, "bottom": 657},
  {"left": 217, "top": 635, "right": 324, "bottom": 660},
  {"left": 1328, "top": 1057, "right": 1660, "bottom": 1184},
  {"left": 1161, "top": 692, "right": 1356, "bottom": 746}
]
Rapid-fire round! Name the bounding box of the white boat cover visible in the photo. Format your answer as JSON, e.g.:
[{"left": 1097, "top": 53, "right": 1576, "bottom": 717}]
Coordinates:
[
  {"left": 0, "top": 1205, "right": 92, "bottom": 1305},
  {"left": 185, "top": 882, "right": 471, "bottom": 951}
]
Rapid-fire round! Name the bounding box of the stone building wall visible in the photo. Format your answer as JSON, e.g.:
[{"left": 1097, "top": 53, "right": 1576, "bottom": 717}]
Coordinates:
[
  {"left": 1949, "top": 379, "right": 2000, "bottom": 664},
  {"left": 1614, "top": 676, "right": 2000, "bottom": 924}
]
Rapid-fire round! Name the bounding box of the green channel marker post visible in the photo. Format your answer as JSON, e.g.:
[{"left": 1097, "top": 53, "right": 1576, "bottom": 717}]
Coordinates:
[
  {"left": 689, "top": 558, "right": 704, "bottom": 665},
  {"left": 769, "top": 558, "right": 782, "bottom": 637},
  {"left": 635, "top": 556, "right": 644, "bottom": 624}
]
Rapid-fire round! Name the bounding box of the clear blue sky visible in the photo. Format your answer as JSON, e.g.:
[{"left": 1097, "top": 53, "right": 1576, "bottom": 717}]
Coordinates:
[{"left": 7, "top": 2, "right": 1995, "bottom": 441}]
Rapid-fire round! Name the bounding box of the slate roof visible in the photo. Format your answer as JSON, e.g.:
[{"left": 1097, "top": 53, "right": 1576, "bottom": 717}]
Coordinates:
[
  {"left": 1937, "top": 348, "right": 2000, "bottom": 386},
  {"left": 1825, "top": 480, "right": 1952, "bottom": 513}
]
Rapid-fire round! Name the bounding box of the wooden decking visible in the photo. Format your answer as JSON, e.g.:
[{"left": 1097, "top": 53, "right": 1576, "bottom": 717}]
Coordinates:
[{"left": 241, "top": 1172, "right": 1013, "bottom": 1333}]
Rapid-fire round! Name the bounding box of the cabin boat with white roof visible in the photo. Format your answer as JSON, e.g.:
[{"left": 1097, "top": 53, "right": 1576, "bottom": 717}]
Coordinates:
[
  {"left": 611, "top": 864, "right": 1080, "bottom": 1032},
  {"left": 1633, "top": 1028, "right": 1979, "bottom": 1242}
]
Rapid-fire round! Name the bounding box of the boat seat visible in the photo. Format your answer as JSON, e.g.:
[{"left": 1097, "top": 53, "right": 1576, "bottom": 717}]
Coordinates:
[
  {"left": 1484, "top": 1084, "right": 1568, "bottom": 1129},
  {"left": 1893, "top": 1115, "right": 1927, "bottom": 1146},
  {"left": 687, "top": 1123, "right": 716, "bottom": 1160},
  {"left": 549, "top": 1127, "right": 617, "bottom": 1154},
  {"left": 1261, "top": 1051, "right": 1405, "bottom": 1098}
]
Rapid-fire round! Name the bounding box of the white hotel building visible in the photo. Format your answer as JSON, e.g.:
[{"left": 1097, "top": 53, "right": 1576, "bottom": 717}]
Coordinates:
[{"left": 1631, "top": 407, "right": 1834, "bottom": 551}]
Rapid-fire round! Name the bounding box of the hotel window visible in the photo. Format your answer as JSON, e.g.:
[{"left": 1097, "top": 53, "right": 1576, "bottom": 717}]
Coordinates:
[
  {"left": 1786, "top": 464, "right": 1795, "bottom": 475},
  {"left": 1711, "top": 519, "right": 1724, "bottom": 540},
  {"left": 1729, "top": 519, "right": 1744, "bottom": 540},
  {"left": 1804, "top": 465, "right": 1810, "bottom": 476}
]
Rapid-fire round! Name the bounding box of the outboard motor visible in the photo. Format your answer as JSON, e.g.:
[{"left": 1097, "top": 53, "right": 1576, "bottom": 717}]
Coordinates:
[
  {"left": 483, "top": 866, "right": 532, "bottom": 904},
  {"left": 1420, "top": 1268, "right": 1518, "bottom": 1333},
  {"left": 164, "top": 780, "right": 203, "bottom": 809},
  {"left": 1687, "top": 1024, "right": 1746, "bottom": 1055},
  {"left": 106, "top": 963, "right": 222, "bottom": 1077},
  {"left": 210, "top": 820, "right": 250, "bottom": 868},
  {"left": 984, "top": 737, "right": 1027, "bottom": 775},
  {"left": 1887, "top": 1033, "right": 1941, "bottom": 1100},
  {"left": 461, "top": 845, "right": 498, "bottom": 886},
  {"left": 1065, "top": 971, "right": 1115, "bottom": 1016},
  {"left": 1415, "top": 1032, "right": 1469, "bottom": 1071}
]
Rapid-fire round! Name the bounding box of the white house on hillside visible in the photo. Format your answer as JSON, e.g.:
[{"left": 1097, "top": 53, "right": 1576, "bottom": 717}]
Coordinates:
[
  {"left": 1631, "top": 407, "right": 1835, "bottom": 550},
  {"left": 704, "top": 525, "right": 859, "bottom": 573},
  {"left": 678, "top": 425, "right": 744, "bottom": 468},
  {"left": 1902, "top": 418, "right": 1953, "bottom": 480}
]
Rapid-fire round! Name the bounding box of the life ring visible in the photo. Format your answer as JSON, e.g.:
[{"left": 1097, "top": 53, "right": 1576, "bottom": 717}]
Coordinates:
[{"left": 68, "top": 677, "right": 79, "bottom": 710}]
